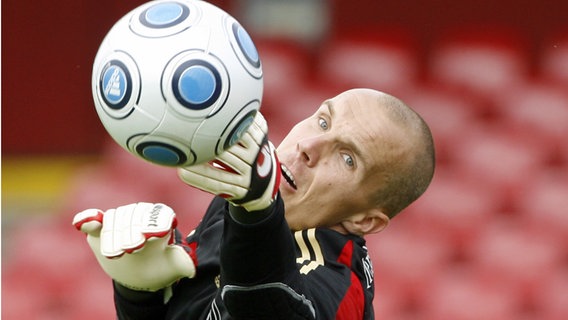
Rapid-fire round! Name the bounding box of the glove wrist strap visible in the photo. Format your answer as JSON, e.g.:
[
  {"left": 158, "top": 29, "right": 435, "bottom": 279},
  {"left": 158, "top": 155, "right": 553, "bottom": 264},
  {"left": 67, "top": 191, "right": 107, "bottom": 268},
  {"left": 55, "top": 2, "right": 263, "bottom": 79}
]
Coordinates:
[
  {"left": 114, "top": 281, "right": 165, "bottom": 301},
  {"left": 228, "top": 197, "right": 278, "bottom": 224}
]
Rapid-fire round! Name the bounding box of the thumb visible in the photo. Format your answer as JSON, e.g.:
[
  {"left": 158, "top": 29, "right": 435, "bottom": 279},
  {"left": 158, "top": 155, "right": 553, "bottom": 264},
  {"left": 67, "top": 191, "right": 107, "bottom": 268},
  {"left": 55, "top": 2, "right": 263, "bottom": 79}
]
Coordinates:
[
  {"left": 73, "top": 208, "right": 104, "bottom": 237},
  {"left": 164, "top": 245, "right": 196, "bottom": 279}
]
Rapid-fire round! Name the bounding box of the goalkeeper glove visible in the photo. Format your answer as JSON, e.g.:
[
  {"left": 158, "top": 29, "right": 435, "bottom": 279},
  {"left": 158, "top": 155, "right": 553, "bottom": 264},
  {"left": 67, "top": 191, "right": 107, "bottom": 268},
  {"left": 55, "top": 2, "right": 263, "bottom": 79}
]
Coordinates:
[
  {"left": 178, "top": 112, "right": 281, "bottom": 212},
  {"left": 73, "top": 202, "right": 196, "bottom": 292}
]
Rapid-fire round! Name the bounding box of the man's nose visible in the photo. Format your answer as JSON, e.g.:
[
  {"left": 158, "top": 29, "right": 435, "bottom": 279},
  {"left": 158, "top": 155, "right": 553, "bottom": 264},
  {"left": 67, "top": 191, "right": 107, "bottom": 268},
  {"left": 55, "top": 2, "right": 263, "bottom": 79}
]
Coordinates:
[{"left": 297, "top": 135, "right": 328, "bottom": 167}]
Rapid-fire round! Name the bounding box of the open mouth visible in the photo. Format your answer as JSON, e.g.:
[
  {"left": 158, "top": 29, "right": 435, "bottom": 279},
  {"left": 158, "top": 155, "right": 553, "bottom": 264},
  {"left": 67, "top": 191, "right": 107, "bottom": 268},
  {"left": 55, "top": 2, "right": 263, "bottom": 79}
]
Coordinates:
[{"left": 280, "top": 164, "right": 297, "bottom": 190}]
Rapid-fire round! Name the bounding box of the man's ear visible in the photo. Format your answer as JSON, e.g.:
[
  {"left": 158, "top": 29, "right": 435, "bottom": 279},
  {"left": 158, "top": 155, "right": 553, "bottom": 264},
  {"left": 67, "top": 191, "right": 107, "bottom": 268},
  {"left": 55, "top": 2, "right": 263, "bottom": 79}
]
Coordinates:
[
  {"left": 343, "top": 209, "right": 390, "bottom": 236},
  {"left": 361, "top": 208, "right": 390, "bottom": 234}
]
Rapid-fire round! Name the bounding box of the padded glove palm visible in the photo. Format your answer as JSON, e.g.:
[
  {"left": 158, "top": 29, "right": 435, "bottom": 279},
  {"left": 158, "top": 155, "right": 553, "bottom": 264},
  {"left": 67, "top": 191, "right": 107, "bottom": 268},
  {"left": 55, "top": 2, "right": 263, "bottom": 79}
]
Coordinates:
[{"left": 73, "top": 202, "right": 196, "bottom": 292}]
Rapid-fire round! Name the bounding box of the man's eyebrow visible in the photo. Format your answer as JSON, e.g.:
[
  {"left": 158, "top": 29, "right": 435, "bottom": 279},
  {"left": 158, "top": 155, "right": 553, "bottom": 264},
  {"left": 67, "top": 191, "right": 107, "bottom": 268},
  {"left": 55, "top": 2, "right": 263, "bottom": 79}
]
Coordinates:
[{"left": 322, "top": 100, "right": 334, "bottom": 116}]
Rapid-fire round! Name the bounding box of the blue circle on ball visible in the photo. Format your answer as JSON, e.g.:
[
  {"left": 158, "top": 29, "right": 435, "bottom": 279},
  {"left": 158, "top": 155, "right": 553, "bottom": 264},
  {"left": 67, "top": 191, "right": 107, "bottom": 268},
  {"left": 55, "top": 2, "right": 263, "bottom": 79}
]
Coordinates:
[
  {"left": 233, "top": 23, "right": 260, "bottom": 68},
  {"left": 178, "top": 66, "right": 216, "bottom": 104},
  {"left": 140, "top": 2, "right": 189, "bottom": 28},
  {"left": 172, "top": 60, "right": 222, "bottom": 110},
  {"left": 100, "top": 60, "right": 132, "bottom": 109},
  {"left": 140, "top": 143, "right": 184, "bottom": 166}
]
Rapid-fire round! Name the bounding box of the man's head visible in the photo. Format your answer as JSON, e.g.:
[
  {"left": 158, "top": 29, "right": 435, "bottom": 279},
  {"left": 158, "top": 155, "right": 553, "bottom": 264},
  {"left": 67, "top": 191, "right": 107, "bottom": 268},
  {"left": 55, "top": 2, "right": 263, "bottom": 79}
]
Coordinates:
[{"left": 276, "top": 88, "right": 435, "bottom": 236}]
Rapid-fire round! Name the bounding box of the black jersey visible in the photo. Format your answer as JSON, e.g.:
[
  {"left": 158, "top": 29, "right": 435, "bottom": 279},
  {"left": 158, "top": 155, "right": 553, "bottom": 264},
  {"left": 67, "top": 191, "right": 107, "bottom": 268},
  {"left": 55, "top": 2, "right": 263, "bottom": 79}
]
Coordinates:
[{"left": 114, "top": 196, "right": 375, "bottom": 319}]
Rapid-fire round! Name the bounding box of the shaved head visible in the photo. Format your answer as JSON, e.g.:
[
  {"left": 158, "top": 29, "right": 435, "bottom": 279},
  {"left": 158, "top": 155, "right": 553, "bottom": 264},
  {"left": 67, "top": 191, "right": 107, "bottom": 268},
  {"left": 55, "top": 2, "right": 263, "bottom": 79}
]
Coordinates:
[{"left": 364, "top": 89, "right": 435, "bottom": 217}]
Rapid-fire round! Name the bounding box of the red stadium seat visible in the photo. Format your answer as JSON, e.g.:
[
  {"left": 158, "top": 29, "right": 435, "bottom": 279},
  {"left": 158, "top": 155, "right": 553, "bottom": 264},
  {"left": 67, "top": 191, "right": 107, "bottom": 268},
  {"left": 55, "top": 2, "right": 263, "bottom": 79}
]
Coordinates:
[
  {"left": 368, "top": 225, "right": 453, "bottom": 304},
  {"left": 64, "top": 266, "right": 116, "bottom": 319},
  {"left": 493, "top": 82, "right": 568, "bottom": 166},
  {"left": 421, "top": 268, "right": 522, "bottom": 320},
  {"left": 428, "top": 26, "right": 529, "bottom": 104},
  {"left": 401, "top": 85, "right": 484, "bottom": 166},
  {"left": 515, "top": 170, "right": 568, "bottom": 247},
  {"left": 532, "top": 270, "right": 568, "bottom": 320},
  {"left": 539, "top": 29, "right": 568, "bottom": 87},
  {"left": 2, "top": 272, "right": 53, "bottom": 319},
  {"left": 254, "top": 39, "right": 311, "bottom": 107},
  {"left": 318, "top": 28, "right": 420, "bottom": 96},
  {"left": 401, "top": 169, "right": 502, "bottom": 249},
  {"left": 449, "top": 123, "right": 548, "bottom": 211},
  {"left": 468, "top": 218, "right": 564, "bottom": 300},
  {"left": 2, "top": 217, "right": 116, "bottom": 319}
]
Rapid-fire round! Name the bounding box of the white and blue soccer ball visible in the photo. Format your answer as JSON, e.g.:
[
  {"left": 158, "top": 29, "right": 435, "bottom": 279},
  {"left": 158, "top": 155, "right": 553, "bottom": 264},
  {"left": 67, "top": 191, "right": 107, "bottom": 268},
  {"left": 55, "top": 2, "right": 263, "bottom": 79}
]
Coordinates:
[{"left": 92, "top": 0, "right": 263, "bottom": 166}]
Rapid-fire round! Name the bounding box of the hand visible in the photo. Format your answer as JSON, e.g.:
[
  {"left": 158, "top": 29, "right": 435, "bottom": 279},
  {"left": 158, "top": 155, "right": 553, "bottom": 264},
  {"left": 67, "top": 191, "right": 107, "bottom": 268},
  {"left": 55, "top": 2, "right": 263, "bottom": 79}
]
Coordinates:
[
  {"left": 73, "top": 203, "right": 196, "bottom": 292},
  {"left": 178, "top": 112, "right": 281, "bottom": 212}
]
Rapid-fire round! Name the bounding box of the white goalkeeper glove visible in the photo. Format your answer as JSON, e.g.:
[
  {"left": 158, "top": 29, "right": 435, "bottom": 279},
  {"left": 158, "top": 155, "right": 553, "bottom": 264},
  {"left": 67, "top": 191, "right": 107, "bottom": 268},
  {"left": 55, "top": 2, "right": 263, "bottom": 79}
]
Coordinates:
[
  {"left": 178, "top": 112, "right": 281, "bottom": 212},
  {"left": 73, "top": 202, "right": 196, "bottom": 292}
]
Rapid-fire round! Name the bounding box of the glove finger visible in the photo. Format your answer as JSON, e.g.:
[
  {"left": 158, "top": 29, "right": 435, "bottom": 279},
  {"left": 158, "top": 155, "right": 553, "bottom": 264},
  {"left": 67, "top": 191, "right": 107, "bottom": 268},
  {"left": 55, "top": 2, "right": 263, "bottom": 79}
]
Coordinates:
[
  {"left": 100, "top": 203, "right": 150, "bottom": 257},
  {"left": 180, "top": 167, "right": 248, "bottom": 196},
  {"left": 231, "top": 116, "right": 265, "bottom": 149},
  {"left": 181, "top": 161, "right": 249, "bottom": 188},
  {"left": 216, "top": 148, "right": 253, "bottom": 176},
  {"left": 227, "top": 112, "right": 266, "bottom": 154},
  {"left": 99, "top": 203, "right": 178, "bottom": 258},
  {"left": 251, "top": 112, "right": 268, "bottom": 135},
  {"left": 225, "top": 134, "right": 257, "bottom": 164},
  {"left": 117, "top": 203, "right": 148, "bottom": 253},
  {"left": 248, "top": 114, "right": 268, "bottom": 145},
  {"left": 115, "top": 202, "right": 174, "bottom": 253},
  {"left": 99, "top": 208, "right": 122, "bottom": 257},
  {"left": 178, "top": 167, "right": 248, "bottom": 199},
  {"left": 73, "top": 209, "right": 104, "bottom": 236},
  {"left": 225, "top": 113, "right": 267, "bottom": 165}
]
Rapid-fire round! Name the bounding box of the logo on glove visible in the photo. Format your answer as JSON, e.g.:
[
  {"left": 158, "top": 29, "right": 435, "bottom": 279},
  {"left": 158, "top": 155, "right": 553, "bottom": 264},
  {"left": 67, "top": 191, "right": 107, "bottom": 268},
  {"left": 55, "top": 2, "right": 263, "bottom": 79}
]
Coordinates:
[
  {"left": 148, "top": 204, "right": 164, "bottom": 227},
  {"left": 256, "top": 144, "right": 272, "bottom": 178}
]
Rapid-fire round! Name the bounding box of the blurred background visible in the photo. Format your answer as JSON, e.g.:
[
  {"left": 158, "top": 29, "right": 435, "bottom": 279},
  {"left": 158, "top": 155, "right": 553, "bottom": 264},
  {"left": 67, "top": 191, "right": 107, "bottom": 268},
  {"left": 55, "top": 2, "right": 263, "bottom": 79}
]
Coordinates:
[{"left": 3, "top": 0, "right": 568, "bottom": 318}]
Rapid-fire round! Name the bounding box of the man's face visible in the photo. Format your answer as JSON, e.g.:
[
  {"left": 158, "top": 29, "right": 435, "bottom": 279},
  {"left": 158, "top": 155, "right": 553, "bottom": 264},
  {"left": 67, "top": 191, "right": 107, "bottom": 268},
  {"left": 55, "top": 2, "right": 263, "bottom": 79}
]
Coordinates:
[{"left": 276, "top": 89, "right": 406, "bottom": 231}]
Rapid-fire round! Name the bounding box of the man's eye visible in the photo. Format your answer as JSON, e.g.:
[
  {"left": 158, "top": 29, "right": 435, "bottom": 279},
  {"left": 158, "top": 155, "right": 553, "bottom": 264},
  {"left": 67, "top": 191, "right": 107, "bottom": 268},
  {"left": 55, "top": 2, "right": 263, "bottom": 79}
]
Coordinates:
[
  {"left": 318, "top": 118, "right": 329, "bottom": 130},
  {"left": 342, "top": 154, "right": 354, "bottom": 167}
]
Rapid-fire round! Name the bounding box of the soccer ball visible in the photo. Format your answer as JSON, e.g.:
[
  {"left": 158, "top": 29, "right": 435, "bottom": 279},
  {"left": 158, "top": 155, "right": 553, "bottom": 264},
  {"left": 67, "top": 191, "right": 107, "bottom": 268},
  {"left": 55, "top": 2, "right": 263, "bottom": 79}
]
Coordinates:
[{"left": 92, "top": 0, "right": 263, "bottom": 166}]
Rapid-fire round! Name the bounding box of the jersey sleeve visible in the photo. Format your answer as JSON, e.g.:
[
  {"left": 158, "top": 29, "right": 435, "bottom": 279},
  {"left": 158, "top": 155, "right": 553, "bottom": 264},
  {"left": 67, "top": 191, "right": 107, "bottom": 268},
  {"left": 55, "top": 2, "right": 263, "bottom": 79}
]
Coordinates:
[{"left": 219, "top": 195, "right": 316, "bottom": 319}]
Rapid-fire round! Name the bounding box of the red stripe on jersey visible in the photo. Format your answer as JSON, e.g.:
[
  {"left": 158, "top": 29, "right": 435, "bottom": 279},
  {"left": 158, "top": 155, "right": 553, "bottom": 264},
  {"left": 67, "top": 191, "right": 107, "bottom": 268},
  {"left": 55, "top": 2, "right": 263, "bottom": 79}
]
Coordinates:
[
  {"left": 336, "top": 240, "right": 364, "bottom": 319},
  {"left": 337, "top": 240, "right": 354, "bottom": 268},
  {"left": 336, "top": 270, "right": 365, "bottom": 319}
]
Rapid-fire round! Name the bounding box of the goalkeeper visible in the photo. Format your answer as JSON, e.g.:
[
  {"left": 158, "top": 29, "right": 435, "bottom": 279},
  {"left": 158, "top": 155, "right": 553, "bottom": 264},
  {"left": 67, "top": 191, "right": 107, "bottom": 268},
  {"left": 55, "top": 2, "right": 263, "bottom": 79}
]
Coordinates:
[{"left": 73, "top": 88, "right": 435, "bottom": 319}]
